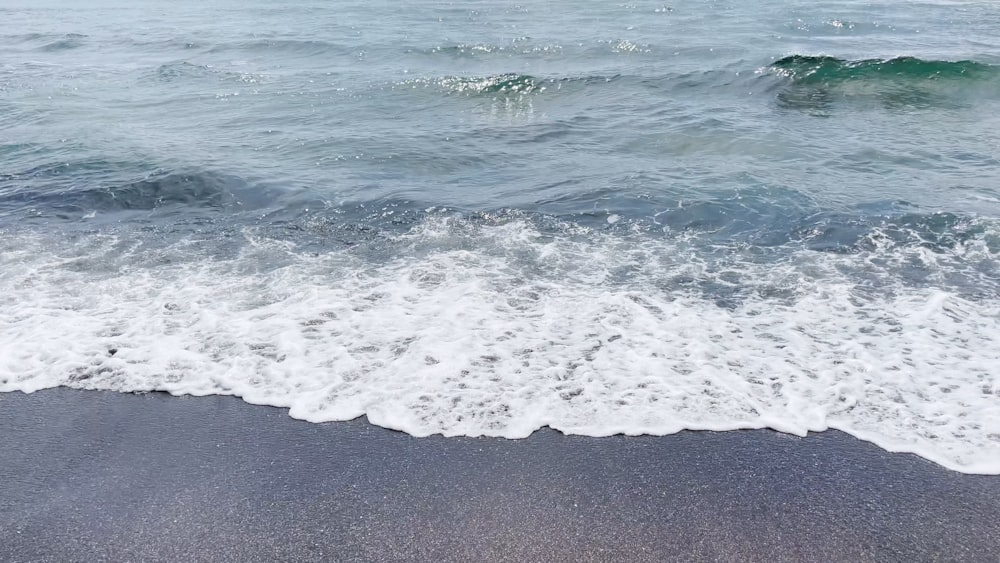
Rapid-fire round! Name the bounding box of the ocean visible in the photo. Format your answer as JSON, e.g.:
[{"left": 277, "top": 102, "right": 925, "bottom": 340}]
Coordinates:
[{"left": 1, "top": 0, "right": 998, "bottom": 474}]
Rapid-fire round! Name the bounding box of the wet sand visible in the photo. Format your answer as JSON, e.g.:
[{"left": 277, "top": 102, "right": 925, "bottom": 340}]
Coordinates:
[{"left": 1, "top": 389, "right": 998, "bottom": 562}]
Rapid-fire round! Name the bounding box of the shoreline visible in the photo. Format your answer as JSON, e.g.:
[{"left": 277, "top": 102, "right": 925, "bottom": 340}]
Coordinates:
[{"left": 2, "top": 388, "right": 999, "bottom": 562}]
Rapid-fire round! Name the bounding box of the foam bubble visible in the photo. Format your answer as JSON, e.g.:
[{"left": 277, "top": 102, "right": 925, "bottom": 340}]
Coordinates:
[{"left": 1, "top": 216, "right": 998, "bottom": 474}]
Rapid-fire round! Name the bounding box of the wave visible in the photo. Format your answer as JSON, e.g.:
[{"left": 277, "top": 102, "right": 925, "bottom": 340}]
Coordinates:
[
  {"left": 1, "top": 33, "right": 87, "bottom": 51},
  {"left": 395, "top": 73, "right": 546, "bottom": 97},
  {"left": 388, "top": 59, "right": 997, "bottom": 112},
  {"left": 768, "top": 56, "right": 999, "bottom": 112},
  {"left": 392, "top": 73, "right": 626, "bottom": 101},
  {"left": 155, "top": 61, "right": 218, "bottom": 81},
  {"left": 770, "top": 55, "right": 996, "bottom": 83},
  {"left": 39, "top": 36, "right": 86, "bottom": 52},
  {"left": 207, "top": 38, "right": 353, "bottom": 57},
  {"left": 420, "top": 42, "right": 564, "bottom": 59},
  {"left": 419, "top": 38, "right": 654, "bottom": 59},
  {"left": 383, "top": 56, "right": 994, "bottom": 107},
  {"left": 445, "top": 73, "right": 542, "bottom": 96},
  {"left": 0, "top": 210, "right": 998, "bottom": 473},
  {"left": 82, "top": 172, "right": 245, "bottom": 210},
  {"left": 13, "top": 191, "right": 991, "bottom": 304},
  {"left": 530, "top": 187, "right": 997, "bottom": 259},
  {"left": 153, "top": 61, "right": 265, "bottom": 85},
  {"left": 4, "top": 168, "right": 997, "bottom": 276},
  {"left": 0, "top": 168, "right": 279, "bottom": 223}
]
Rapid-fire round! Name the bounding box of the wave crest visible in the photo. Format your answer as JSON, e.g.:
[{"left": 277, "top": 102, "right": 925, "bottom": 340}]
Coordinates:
[{"left": 770, "top": 55, "right": 995, "bottom": 83}]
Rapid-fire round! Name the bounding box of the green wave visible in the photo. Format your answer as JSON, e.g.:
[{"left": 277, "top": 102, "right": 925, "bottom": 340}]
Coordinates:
[
  {"left": 444, "top": 73, "right": 541, "bottom": 95},
  {"left": 771, "top": 55, "right": 996, "bottom": 83}
]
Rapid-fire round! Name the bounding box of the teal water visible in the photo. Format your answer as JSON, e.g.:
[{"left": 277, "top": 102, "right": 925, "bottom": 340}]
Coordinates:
[{"left": 2, "top": 0, "right": 999, "bottom": 473}]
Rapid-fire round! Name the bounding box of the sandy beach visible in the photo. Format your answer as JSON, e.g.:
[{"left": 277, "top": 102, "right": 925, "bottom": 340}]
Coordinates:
[{"left": 1, "top": 389, "right": 998, "bottom": 562}]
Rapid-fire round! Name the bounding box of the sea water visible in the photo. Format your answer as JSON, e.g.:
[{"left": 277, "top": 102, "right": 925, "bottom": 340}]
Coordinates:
[{"left": 1, "top": 0, "right": 999, "bottom": 474}]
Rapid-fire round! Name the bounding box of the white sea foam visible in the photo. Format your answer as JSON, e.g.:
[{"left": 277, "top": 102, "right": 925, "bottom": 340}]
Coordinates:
[{"left": 1, "top": 216, "right": 998, "bottom": 474}]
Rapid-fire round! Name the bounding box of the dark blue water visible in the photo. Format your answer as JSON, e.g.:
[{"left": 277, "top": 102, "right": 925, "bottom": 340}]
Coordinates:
[{"left": 2, "top": 0, "right": 999, "bottom": 473}]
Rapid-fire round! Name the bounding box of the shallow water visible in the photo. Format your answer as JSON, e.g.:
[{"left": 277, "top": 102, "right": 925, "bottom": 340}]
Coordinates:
[{"left": 2, "top": 0, "right": 999, "bottom": 473}]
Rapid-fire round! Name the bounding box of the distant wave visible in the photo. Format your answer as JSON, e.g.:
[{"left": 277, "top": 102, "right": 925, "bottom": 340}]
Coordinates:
[
  {"left": 208, "top": 38, "right": 353, "bottom": 57},
  {"left": 39, "top": 36, "right": 86, "bottom": 52},
  {"left": 446, "top": 73, "right": 542, "bottom": 96},
  {"left": 770, "top": 55, "right": 996, "bottom": 83},
  {"left": 154, "top": 61, "right": 265, "bottom": 85},
  {"left": 768, "top": 55, "right": 999, "bottom": 112},
  {"left": 394, "top": 73, "right": 624, "bottom": 98},
  {"left": 2, "top": 32, "right": 86, "bottom": 43},
  {"left": 0, "top": 32, "right": 88, "bottom": 52},
  {"left": 420, "top": 42, "right": 564, "bottom": 59},
  {"left": 392, "top": 59, "right": 999, "bottom": 110}
]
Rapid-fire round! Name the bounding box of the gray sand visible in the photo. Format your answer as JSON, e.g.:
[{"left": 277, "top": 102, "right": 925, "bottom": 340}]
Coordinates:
[{"left": 1, "top": 389, "right": 998, "bottom": 562}]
